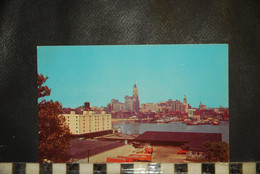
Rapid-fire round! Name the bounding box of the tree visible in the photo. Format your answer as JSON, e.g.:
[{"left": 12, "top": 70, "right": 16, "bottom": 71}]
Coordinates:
[
  {"left": 203, "top": 141, "right": 229, "bottom": 162},
  {"left": 38, "top": 74, "right": 72, "bottom": 162}
]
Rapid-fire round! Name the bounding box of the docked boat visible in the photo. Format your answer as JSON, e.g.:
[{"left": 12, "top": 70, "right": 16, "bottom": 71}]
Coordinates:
[
  {"left": 186, "top": 121, "right": 198, "bottom": 125},
  {"left": 212, "top": 120, "right": 220, "bottom": 125},
  {"left": 156, "top": 119, "right": 164, "bottom": 123}
]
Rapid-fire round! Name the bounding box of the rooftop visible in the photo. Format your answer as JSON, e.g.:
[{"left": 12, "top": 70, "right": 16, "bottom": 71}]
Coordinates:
[
  {"left": 134, "top": 131, "right": 222, "bottom": 144},
  {"left": 62, "top": 108, "right": 106, "bottom": 115}
]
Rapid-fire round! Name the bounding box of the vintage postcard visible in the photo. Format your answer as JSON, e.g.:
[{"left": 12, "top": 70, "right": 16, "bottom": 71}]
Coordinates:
[{"left": 37, "top": 44, "right": 229, "bottom": 163}]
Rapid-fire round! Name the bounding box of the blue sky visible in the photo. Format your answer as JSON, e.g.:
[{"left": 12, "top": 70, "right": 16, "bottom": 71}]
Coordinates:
[{"left": 37, "top": 44, "right": 228, "bottom": 108}]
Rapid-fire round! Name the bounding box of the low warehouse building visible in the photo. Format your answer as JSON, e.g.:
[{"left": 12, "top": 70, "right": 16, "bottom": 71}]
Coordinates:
[{"left": 134, "top": 131, "right": 223, "bottom": 161}]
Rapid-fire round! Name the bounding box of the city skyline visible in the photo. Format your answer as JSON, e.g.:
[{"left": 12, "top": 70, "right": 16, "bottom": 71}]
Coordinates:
[{"left": 37, "top": 44, "right": 228, "bottom": 108}]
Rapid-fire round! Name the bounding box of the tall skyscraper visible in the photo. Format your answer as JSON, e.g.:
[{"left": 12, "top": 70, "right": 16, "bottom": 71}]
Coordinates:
[
  {"left": 183, "top": 95, "right": 188, "bottom": 112},
  {"left": 132, "top": 83, "right": 140, "bottom": 112},
  {"left": 124, "top": 83, "right": 140, "bottom": 112},
  {"left": 133, "top": 84, "right": 138, "bottom": 97}
]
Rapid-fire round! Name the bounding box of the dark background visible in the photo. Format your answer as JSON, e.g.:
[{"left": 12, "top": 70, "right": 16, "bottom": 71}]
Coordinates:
[{"left": 0, "top": 0, "right": 259, "bottom": 162}]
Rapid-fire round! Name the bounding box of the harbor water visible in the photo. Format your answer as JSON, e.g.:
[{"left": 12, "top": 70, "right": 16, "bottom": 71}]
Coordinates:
[{"left": 113, "top": 121, "right": 229, "bottom": 143}]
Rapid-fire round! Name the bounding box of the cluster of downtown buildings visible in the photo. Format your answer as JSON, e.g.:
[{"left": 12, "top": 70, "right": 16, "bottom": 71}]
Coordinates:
[
  {"left": 106, "top": 84, "right": 189, "bottom": 114},
  {"left": 60, "top": 84, "right": 228, "bottom": 135},
  {"left": 105, "top": 84, "right": 228, "bottom": 120}
]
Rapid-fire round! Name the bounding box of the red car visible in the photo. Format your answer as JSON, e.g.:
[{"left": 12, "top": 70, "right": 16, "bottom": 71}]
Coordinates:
[{"left": 177, "top": 150, "right": 187, "bottom": 154}]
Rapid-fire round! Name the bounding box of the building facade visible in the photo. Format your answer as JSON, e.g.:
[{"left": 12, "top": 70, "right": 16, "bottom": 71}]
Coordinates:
[
  {"left": 61, "top": 110, "right": 112, "bottom": 135},
  {"left": 199, "top": 101, "right": 206, "bottom": 110},
  {"left": 107, "top": 99, "right": 124, "bottom": 112},
  {"left": 141, "top": 103, "right": 157, "bottom": 113},
  {"left": 156, "top": 97, "right": 187, "bottom": 113},
  {"left": 188, "top": 109, "right": 196, "bottom": 118}
]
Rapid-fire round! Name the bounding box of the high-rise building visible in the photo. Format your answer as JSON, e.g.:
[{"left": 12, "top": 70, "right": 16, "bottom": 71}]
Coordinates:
[
  {"left": 156, "top": 99, "right": 187, "bottom": 113},
  {"left": 188, "top": 108, "right": 196, "bottom": 118},
  {"left": 199, "top": 101, "right": 206, "bottom": 110},
  {"left": 157, "top": 101, "right": 168, "bottom": 113},
  {"left": 107, "top": 99, "right": 124, "bottom": 112},
  {"left": 124, "top": 95, "right": 134, "bottom": 111},
  {"left": 124, "top": 84, "right": 140, "bottom": 112},
  {"left": 183, "top": 95, "right": 188, "bottom": 112},
  {"left": 175, "top": 100, "right": 182, "bottom": 111},
  {"left": 132, "top": 83, "right": 140, "bottom": 112},
  {"left": 141, "top": 103, "right": 157, "bottom": 113}
]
